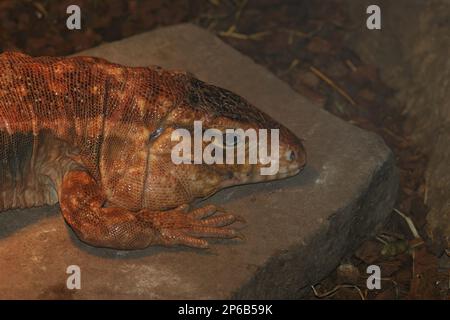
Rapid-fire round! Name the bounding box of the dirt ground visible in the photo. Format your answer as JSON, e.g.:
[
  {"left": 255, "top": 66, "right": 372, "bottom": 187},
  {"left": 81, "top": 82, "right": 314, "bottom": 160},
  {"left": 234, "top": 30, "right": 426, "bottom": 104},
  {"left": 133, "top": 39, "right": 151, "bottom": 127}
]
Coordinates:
[{"left": 0, "top": 0, "right": 448, "bottom": 299}]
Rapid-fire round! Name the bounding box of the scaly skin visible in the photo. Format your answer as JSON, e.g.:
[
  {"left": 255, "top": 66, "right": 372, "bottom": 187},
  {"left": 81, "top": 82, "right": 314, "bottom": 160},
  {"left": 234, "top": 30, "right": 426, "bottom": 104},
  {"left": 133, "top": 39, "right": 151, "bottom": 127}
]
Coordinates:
[{"left": 0, "top": 52, "right": 306, "bottom": 250}]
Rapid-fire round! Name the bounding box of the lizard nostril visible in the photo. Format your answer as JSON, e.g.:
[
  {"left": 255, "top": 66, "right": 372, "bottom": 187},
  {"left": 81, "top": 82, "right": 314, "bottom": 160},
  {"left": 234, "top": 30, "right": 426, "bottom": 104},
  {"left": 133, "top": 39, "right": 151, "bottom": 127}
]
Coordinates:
[{"left": 289, "top": 150, "right": 296, "bottom": 161}]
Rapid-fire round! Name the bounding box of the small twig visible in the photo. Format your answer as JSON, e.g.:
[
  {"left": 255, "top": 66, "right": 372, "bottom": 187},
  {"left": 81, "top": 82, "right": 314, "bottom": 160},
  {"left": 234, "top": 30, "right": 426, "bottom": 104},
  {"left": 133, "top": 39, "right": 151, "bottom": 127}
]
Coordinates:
[
  {"left": 311, "top": 284, "right": 365, "bottom": 300},
  {"left": 376, "top": 235, "right": 389, "bottom": 245},
  {"left": 287, "top": 59, "right": 300, "bottom": 71},
  {"left": 285, "top": 29, "right": 309, "bottom": 38},
  {"left": 234, "top": 0, "right": 248, "bottom": 24},
  {"left": 31, "top": 1, "right": 48, "bottom": 18},
  {"left": 208, "top": 0, "right": 221, "bottom": 6},
  {"left": 394, "top": 208, "right": 420, "bottom": 239},
  {"left": 217, "top": 0, "right": 269, "bottom": 41},
  {"left": 310, "top": 66, "right": 356, "bottom": 106},
  {"left": 379, "top": 231, "right": 405, "bottom": 240},
  {"left": 278, "top": 59, "right": 300, "bottom": 76},
  {"left": 409, "top": 237, "right": 425, "bottom": 250},
  {"left": 219, "top": 26, "right": 271, "bottom": 40},
  {"left": 282, "top": 25, "right": 323, "bottom": 38},
  {"left": 382, "top": 128, "right": 410, "bottom": 145},
  {"left": 282, "top": 28, "right": 309, "bottom": 45},
  {"left": 345, "top": 59, "right": 358, "bottom": 72}
]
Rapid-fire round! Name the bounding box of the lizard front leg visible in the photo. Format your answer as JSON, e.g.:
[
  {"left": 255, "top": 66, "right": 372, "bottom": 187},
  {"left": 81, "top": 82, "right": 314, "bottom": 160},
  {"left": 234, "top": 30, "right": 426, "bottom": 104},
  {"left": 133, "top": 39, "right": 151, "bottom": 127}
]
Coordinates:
[{"left": 59, "top": 170, "right": 241, "bottom": 250}]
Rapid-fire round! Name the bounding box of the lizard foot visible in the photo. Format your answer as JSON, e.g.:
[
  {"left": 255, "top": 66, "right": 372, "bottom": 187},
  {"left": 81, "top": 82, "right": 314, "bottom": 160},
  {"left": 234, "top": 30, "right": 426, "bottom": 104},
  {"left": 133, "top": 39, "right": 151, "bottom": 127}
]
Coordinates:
[
  {"left": 142, "top": 204, "right": 245, "bottom": 249},
  {"left": 60, "top": 170, "right": 245, "bottom": 250}
]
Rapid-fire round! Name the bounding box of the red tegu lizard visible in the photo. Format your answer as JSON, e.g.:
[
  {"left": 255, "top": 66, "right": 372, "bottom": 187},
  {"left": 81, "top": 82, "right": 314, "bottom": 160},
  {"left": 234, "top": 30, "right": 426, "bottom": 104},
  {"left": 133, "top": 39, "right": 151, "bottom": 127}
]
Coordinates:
[{"left": 0, "top": 52, "right": 306, "bottom": 250}]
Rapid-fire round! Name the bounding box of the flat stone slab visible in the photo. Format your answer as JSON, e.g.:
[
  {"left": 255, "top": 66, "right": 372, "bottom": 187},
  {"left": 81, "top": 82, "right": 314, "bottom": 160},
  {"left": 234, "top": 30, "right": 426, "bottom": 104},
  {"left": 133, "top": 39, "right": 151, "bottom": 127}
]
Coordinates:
[{"left": 0, "top": 24, "right": 398, "bottom": 299}]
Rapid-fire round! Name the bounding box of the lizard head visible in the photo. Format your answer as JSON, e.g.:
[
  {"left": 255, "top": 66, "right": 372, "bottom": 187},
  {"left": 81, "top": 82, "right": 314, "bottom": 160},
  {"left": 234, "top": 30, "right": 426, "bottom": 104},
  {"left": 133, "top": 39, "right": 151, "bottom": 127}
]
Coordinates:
[{"left": 144, "top": 77, "right": 306, "bottom": 207}]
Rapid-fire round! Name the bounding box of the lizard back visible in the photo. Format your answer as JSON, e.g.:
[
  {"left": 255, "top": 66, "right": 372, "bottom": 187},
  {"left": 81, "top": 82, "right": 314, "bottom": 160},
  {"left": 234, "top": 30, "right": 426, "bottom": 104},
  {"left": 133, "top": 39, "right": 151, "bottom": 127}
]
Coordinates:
[{"left": 0, "top": 52, "right": 186, "bottom": 211}]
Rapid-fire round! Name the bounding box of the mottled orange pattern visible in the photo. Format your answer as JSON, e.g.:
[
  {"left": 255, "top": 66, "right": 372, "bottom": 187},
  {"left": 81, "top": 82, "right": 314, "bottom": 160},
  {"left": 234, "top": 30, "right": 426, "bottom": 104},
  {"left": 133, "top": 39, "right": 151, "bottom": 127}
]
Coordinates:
[{"left": 0, "top": 52, "right": 305, "bottom": 249}]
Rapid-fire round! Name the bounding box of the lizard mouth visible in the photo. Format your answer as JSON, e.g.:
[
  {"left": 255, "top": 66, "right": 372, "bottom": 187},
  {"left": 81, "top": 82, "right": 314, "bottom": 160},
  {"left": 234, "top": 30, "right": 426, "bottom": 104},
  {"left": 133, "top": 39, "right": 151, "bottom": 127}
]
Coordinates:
[
  {"left": 220, "top": 135, "right": 307, "bottom": 186},
  {"left": 222, "top": 151, "right": 306, "bottom": 186}
]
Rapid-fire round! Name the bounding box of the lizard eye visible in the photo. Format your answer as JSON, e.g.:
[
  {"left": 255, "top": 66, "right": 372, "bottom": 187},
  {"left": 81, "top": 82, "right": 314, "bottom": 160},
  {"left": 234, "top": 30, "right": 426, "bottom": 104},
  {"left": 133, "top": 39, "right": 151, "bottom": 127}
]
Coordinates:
[{"left": 149, "top": 127, "right": 163, "bottom": 142}]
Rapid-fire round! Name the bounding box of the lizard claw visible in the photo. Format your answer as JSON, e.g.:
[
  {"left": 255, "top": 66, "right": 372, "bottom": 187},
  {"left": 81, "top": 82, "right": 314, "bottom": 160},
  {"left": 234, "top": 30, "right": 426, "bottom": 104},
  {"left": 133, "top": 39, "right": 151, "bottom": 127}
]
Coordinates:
[{"left": 146, "top": 204, "right": 245, "bottom": 249}]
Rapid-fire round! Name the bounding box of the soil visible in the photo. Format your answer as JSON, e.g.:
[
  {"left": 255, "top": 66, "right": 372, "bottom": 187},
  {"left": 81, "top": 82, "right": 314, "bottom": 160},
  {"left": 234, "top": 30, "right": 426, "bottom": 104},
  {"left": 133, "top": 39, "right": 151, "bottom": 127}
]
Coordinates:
[{"left": 0, "top": 0, "right": 448, "bottom": 300}]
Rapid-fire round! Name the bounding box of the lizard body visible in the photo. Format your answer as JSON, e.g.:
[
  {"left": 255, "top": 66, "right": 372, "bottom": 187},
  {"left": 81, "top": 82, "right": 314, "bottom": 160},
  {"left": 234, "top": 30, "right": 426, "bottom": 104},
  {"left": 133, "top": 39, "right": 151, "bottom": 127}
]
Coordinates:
[{"left": 0, "top": 51, "right": 306, "bottom": 250}]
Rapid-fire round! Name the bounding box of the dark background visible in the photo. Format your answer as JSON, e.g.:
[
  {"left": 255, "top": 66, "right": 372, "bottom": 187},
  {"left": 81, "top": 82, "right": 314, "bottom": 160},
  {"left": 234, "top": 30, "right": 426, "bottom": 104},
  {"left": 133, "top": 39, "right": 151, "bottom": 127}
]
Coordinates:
[{"left": 0, "top": 0, "right": 448, "bottom": 300}]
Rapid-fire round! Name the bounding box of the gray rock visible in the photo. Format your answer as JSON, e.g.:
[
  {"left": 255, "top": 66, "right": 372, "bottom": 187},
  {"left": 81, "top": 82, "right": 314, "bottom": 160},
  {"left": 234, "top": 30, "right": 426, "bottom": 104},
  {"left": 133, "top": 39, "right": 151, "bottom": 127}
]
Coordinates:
[{"left": 0, "top": 24, "right": 398, "bottom": 299}]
